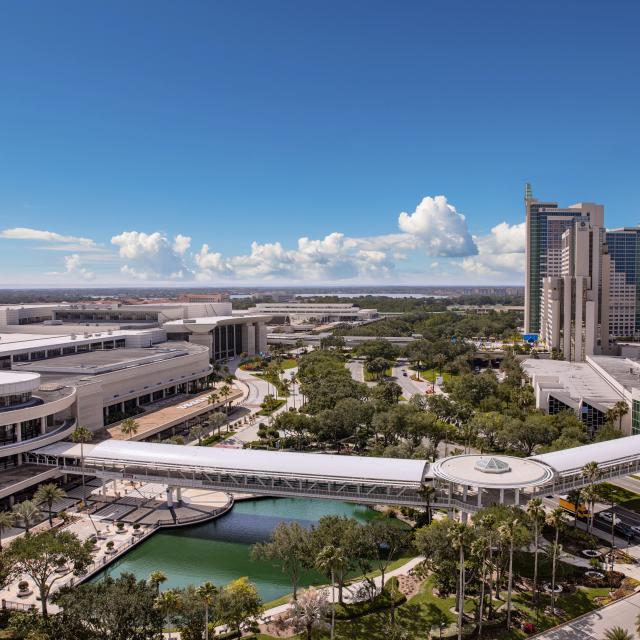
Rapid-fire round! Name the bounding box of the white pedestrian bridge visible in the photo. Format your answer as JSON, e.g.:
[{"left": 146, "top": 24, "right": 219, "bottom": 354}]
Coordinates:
[{"left": 27, "top": 434, "right": 640, "bottom": 513}]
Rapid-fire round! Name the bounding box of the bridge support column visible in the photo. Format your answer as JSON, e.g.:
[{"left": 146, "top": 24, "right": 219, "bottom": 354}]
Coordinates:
[
  {"left": 462, "top": 485, "right": 468, "bottom": 501},
  {"left": 460, "top": 512, "right": 468, "bottom": 524},
  {"left": 514, "top": 488, "right": 520, "bottom": 506},
  {"left": 166, "top": 487, "right": 174, "bottom": 508},
  {"left": 176, "top": 487, "right": 182, "bottom": 503},
  {"left": 499, "top": 488, "right": 504, "bottom": 504},
  {"left": 477, "top": 488, "right": 483, "bottom": 508}
]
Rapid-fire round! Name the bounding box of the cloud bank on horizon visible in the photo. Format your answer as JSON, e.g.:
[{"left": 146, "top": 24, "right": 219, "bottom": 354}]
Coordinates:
[{"left": 0, "top": 195, "right": 525, "bottom": 285}]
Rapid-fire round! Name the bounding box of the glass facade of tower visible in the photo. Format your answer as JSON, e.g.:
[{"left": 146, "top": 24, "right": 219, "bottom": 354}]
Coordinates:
[
  {"left": 606, "top": 229, "right": 640, "bottom": 338},
  {"left": 526, "top": 202, "right": 585, "bottom": 334}
]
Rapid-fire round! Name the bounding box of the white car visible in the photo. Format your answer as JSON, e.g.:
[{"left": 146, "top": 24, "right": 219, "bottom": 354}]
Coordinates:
[
  {"left": 599, "top": 511, "right": 618, "bottom": 524},
  {"left": 630, "top": 525, "right": 640, "bottom": 537}
]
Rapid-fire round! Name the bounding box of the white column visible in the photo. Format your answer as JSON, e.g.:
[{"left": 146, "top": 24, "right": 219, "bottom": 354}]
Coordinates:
[
  {"left": 40, "top": 417, "right": 47, "bottom": 435},
  {"left": 176, "top": 487, "right": 182, "bottom": 503},
  {"left": 477, "top": 487, "right": 483, "bottom": 507},
  {"left": 461, "top": 512, "right": 468, "bottom": 524},
  {"left": 462, "top": 485, "right": 468, "bottom": 501},
  {"left": 166, "top": 487, "right": 174, "bottom": 508},
  {"left": 499, "top": 488, "right": 505, "bottom": 504},
  {"left": 514, "top": 488, "right": 520, "bottom": 506},
  {"left": 15, "top": 423, "right": 21, "bottom": 443}
]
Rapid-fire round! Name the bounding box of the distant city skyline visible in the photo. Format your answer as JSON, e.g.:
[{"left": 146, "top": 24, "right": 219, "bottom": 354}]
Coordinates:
[{"left": 1, "top": 1, "right": 639, "bottom": 286}]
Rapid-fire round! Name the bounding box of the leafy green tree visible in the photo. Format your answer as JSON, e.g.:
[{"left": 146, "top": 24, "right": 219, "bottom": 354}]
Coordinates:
[
  {"left": 365, "top": 357, "right": 393, "bottom": 380},
  {"left": 362, "top": 520, "right": 409, "bottom": 591},
  {"left": 355, "top": 338, "right": 398, "bottom": 362},
  {"left": 0, "top": 510, "right": 15, "bottom": 550},
  {"left": 55, "top": 572, "right": 163, "bottom": 639},
  {"left": 189, "top": 424, "right": 206, "bottom": 444},
  {"left": 311, "top": 516, "right": 359, "bottom": 603},
  {"left": 34, "top": 483, "right": 66, "bottom": 528},
  {"left": 218, "top": 577, "right": 262, "bottom": 634},
  {"left": 155, "top": 589, "right": 182, "bottom": 640},
  {"left": 252, "top": 521, "right": 312, "bottom": 600},
  {"left": 71, "top": 425, "right": 93, "bottom": 503},
  {"left": 414, "top": 519, "right": 458, "bottom": 597},
  {"left": 10, "top": 529, "right": 93, "bottom": 615}
]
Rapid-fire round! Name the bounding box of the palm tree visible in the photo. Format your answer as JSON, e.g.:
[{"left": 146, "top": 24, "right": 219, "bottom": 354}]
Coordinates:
[
  {"left": 605, "top": 626, "right": 633, "bottom": 640},
  {"left": 120, "top": 417, "right": 139, "bottom": 439},
  {"left": 219, "top": 384, "right": 232, "bottom": 415},
  {"left": 449, "top": 522, "right": 471, "bottom": 640},
  {"left": 0, "top": 511, "right": 15, "bottom": 549},
  {"left": 196, "top": 581, "right": 218, "bottom": 640},
  {"left": 606, "top": 400, "right": 629, "bottom": 430},
  {"left": 155, "top": 590, "right": 181, "bottom": 640},
  {"left": 419, "top": 484, "right": 436, "bottom": 525},
  {"left": 208, "top": 411, "right": 227, "bottom": 438},
  {"left": 148, "top": 570, "right": 167, "bottom": 594},
  {"left": 12, "top": 500, "right": 42, "bottom": 534},
  {"left": 545, "top": 508, "right": 566, "bottom": 617},
  {"left": 33, "top": 483, "right": 66, "bottom": 528},
  {"left": 207, "top": 391, "right": 219, "bottom": 407},
  {"left": 581, "top": 460, "right": 601, "bottom": 484},
  {"left": 71, "top": 425, "right": 93, "bottom": 503},
  {"left": 471, "top": 536, "right": 489, "bottom": 638},
  {"left": 498, "top": 518, "right": 519, "bottom": 630},
  {"left": 479, "top": 514, "right": 497, "bottom": 615},
  {"left": 526, "top": 498, "right": 545, "bottom": 603},
  {"left": 189, "top": 424, "right": 206, "bottom": 445},
  {"left": 581, "top": 484, "right": 599, "bottom": 534},
  {"left": 567, "top": 488, "right": 583, "bottom": 528},
  {"left": 315, "top": 545, "right": 346, "bottom": 640}
]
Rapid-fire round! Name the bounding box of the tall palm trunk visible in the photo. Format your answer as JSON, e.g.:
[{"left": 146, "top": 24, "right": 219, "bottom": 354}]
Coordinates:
[
  {"left": 551, "top": 529, "right": 559, "bottom": 615},
  {"left": 478, "top": 557, "right": 486, "bottom": 638},
  {"left": 204, "top": 603, "right": 209, "bottom": 640},
  {"left": 330, "top": 568, "right": 335, "bottom": 640},
  {"left": 80, "top": 441, "right": 86, "bottom": 503},
  {"left": 533, "top": 519, "right": 539, "bottom": 603},
  {"left": 506, "top": 535, "right": 514, "bottom": 629},
  {"left": 457, "top": 544, "right": 465, "bottom": 640},
  {"left": 487, "top": 534, "right": 494, "bottom": 616}
]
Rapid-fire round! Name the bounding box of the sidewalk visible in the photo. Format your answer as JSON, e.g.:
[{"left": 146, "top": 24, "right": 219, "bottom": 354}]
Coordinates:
[{"left": 533, "top": 590, "right": 640, "bottom": 639}]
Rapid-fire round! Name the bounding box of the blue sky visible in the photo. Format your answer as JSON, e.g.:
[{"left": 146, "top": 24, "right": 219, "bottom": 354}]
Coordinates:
[{"left": 1, "top": 0, "right": 639, "bottom": 286}]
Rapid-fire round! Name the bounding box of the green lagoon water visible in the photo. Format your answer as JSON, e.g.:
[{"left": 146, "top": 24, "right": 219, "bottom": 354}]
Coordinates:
[{"left": 92, "top": 498, "right": 381, "bottom": 602}]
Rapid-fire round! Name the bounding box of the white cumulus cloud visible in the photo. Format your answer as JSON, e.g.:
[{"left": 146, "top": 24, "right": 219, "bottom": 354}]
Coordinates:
[
  {"left": 461, "top": 221, "right": 525, "bottom": 278},
  {"left": 398, "top": 195, "right": 477, "bottom": 257},
  {"left": 111, "top": 231, "right": 192, "bottom": 280},
  {"left": 172, "top": 234, "right": 191, "bottom": 254}
]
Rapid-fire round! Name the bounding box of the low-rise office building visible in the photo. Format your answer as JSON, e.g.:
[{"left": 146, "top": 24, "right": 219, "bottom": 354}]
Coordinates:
[
  {"left": 243, "top": 302, "right": 377, "bottom": 325},
  {"left": 522, "top": 356, "right": 640, "bottom": 437}
]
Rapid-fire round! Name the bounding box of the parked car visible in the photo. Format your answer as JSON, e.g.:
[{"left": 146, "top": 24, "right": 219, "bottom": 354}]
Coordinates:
[{"left": 402, "top": 371, "right": 408, "bottom": 377}]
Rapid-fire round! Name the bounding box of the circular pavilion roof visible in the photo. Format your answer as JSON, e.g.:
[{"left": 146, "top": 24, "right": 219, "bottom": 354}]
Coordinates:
[{"left": 432, "top": 454, "right": 554, "bottom": 489}]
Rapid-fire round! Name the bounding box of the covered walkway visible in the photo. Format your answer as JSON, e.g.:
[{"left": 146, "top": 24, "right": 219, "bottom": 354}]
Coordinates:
[{"left": 28, "top": 434, "right": 640, "bottom": 512}]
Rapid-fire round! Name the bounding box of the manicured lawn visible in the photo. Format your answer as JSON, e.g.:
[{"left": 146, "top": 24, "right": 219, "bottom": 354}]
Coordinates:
[
  {"left": 599, "top": 482, "right": 640, "bottom": 512},
  {"left": 257, "top": 571, "right": 610, "bottom": 640},
  {"left": 278, "top": 358, "right": 298, "bottom": 369},
  {"left": 418, "top": 369, "right": 457, "bottom": 384},
  {"left": 257, "top": 399, "right": 286, "bottom": 415}
]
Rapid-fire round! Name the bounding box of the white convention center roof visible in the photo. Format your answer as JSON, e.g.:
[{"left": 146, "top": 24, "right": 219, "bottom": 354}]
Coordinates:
[
  {"left": 531, "top": 434, "right": 640, "bottom": 474},
  {"left": 38, "top": 440, "right": 428, "bottom": 485}
]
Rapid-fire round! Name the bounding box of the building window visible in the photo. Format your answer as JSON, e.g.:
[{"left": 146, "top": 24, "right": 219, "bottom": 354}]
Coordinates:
[{"left": 633, "top": 400, "right": 640, "bottom": 435}]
